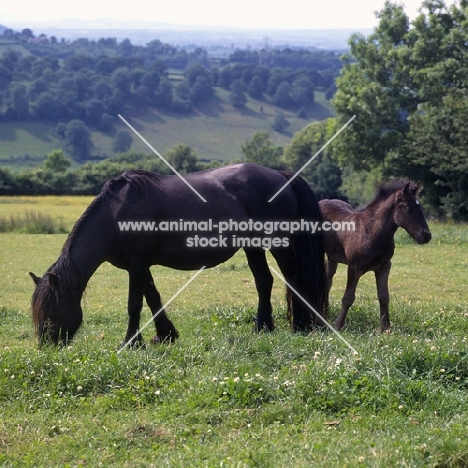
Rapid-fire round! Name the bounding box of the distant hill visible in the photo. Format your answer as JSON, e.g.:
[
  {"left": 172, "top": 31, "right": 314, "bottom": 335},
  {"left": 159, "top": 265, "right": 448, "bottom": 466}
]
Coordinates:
[
  {"left": 0, "top": 89, "right": 334, "bottom": 168},
  {"left": 0, "top": 24, "right": 7, "bottom": 35},
  {"left": 7, "top": 19, "right": 366, "bottom": 51}
]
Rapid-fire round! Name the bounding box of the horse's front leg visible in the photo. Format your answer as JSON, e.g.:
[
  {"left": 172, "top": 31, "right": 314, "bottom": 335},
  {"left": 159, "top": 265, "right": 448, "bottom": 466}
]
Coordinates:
[
  {"left": 335, "top": 265, "right": 361, "bottom": 331},
  {"left": 144, "top": 270, "right": 179, "bottom": 343},
  {"left": 375, "top": 261, "right": 391, "bottom": 331},
  {"left": 121, "top": 262, "right": 148, "bottom": 348},
  {"left": 245, "top": 249, "right": 274, "bottom": 332}
]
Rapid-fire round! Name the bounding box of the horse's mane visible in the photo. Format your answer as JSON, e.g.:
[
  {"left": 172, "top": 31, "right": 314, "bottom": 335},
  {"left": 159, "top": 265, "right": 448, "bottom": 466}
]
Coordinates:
[
  {"left": 63, "top": 170, "right": 163, "bottom": 254},
  {"left": 33, "top": 170, "right": 164, "bottom": 333}
]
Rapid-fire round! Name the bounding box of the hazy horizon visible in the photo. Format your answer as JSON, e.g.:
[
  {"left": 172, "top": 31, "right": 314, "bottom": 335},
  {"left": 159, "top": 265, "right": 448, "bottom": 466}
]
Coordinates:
[{"left": 2, "top": 0, "right": 439, "bottom": 30}]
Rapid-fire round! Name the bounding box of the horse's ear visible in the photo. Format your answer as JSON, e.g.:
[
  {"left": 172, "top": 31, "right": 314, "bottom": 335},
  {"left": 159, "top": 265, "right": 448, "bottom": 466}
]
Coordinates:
[
  {"left": 29, "top": 272, "right": 41, "bottom": 286},
  {"left": 45, "top": 272, "right": 59, "bottom": 293}
]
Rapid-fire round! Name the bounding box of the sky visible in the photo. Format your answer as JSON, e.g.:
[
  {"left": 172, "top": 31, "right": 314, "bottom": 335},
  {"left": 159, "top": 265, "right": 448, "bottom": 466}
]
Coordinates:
[{"left": 1, "top": 0, "right": 443, "bottom": 30}]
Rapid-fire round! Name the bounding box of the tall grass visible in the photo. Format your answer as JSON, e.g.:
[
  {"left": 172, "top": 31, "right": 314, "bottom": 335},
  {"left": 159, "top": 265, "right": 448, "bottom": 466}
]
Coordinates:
[{"left": 0, "top": 210, "right": 68, "bottom": 234}]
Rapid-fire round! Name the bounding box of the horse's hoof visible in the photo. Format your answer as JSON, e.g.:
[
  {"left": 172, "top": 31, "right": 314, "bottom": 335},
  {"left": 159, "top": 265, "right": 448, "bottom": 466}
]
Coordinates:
[{"left": 118, "top": 339, "right": 146, "bottom": 350}]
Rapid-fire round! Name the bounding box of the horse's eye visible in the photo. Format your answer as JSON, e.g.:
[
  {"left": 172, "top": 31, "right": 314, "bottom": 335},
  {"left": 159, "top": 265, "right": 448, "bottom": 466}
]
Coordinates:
[{"left": 405, "top": 205, "right": 412, "bottom": 213}]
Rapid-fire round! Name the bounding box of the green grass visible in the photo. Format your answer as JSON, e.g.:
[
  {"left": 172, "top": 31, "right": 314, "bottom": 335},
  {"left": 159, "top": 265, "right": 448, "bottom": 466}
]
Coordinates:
[
  {"left": 0, "top": 196, "right": 467, "bottom": 466},
  {"left": 0, "top": 89, "right": 334, "bottom": 168}
]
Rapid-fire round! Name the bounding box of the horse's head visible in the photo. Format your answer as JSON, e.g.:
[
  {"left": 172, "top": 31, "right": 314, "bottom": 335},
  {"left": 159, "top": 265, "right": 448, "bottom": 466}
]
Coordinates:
[
  {"left": 30, "top": 270, "right": 83, "bottom": 346},
  {"left": 394, "top": 181, "right": 432, "bottom": 244}
]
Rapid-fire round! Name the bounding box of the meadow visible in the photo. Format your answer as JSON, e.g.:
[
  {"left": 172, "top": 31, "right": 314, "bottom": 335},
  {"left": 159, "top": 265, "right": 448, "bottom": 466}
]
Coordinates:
[{"left": 0, "top": 196, "right": 468, "bottom": 467}]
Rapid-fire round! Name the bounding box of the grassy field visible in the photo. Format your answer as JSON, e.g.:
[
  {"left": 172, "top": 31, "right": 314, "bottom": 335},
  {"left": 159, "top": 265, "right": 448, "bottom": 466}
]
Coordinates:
[
  {"left": 0, "top": 196, "right": 468, "bottom": 466},
  {"left": 0, "top": 89, "right": 334, "bottom": 167}
]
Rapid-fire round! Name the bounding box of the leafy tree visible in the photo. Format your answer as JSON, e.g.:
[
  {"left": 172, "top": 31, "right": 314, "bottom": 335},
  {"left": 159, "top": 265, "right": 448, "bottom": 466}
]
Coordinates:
[
  {"left": 113, "top": 130, "right": 133, "bottom": 153},
  {"left": 65, "top": 119, "right": 93, "bottom": 160},
  {"left": 189, "top": 76, "right": 212, "bottom": 104},
  {"left": 34, "top": 92, "right": 61, "bottom": 120},
  {"left": 111, "top": 67, "right": 131, "bottom": 96},
  {"left": 272, "top": 111, "right": 290, "bottom": 132},
  {"left": 247, "top": 75, "right": 264, "bottom": 99},
  {"left": 283, "top": 120, "right": 342, "bottom": 199},
  {"left": 274, "top": 82, "right": 293, "bottom": 108},
  {"left": 43, "top": 149, "right": 71, "bottom": 173},
  {"left": 229, "top": 79, "right": 247, "bottom": 108},
  {"left": 241, "top": 132, "right": 283, "bottom": 169},
  {"left": 292, "top": 76, "right": 314, "bottom": 107},
  {"left": 332, "top": 0, "right": 468, "bottom": 218},
  {"left": 85, "top": 99, "right": 106, "bottom": 126},
  {"left": 165, "top": 144, "right": 200, "bottom": 173},
  {"left": 154, "top": 77, "right": 173, "bottom": 108},
  {"left": 8, "top": 85, "right": 29, "bottom": 120}
]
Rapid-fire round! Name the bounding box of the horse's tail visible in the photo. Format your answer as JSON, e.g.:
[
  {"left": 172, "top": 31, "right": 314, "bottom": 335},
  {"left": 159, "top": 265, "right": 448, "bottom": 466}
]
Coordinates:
[{"left": 280, "top": 172, "right": 328, "bottom": 330}]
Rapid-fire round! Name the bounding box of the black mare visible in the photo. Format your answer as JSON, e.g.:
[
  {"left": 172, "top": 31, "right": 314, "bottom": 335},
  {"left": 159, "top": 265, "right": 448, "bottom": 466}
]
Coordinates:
[
  {"left": 30, "top": 163, "right": 327, "bottom": 346},
  {"left": 319, "top": 180, "right": 431, "bottom": 331}
]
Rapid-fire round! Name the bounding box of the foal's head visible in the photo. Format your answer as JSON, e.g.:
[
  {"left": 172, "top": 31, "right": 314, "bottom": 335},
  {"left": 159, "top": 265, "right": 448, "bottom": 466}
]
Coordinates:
[
  {"left": 393, "top": 181, "right": 432, "bottom": 244},
  {"left": 30, "top": 269, "right": 83, "bottom": 346}
]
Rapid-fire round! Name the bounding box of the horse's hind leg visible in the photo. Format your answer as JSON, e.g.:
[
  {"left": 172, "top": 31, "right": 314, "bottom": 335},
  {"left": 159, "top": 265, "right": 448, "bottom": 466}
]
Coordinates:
[
  {"left": 335, "top": 266, "right": 361, "bottom": 331},
  {"left": 326, "top": 257, "right": 338, "bottom": 294},
  {"left": 375, "top": 261, "right": 391, "bottom": 331},
  {"left": 244, "top": 248, "right": 274, "bottom": 331},
  {"left": 144, "top": 270, "right": 179, "bottom": 343}
]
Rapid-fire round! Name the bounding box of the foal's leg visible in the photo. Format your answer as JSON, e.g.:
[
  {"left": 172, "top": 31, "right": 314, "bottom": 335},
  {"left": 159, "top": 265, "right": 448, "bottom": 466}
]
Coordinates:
[
  {"left": 244, "top": 248, "right": 274, "bottom": 331},
  {"left": 122, "top": 263, "right": 148, "bottom": 348},
  {"left": 144, "top": 270, "right": 179, "bottom": 343},
  {"left": 325, "top": 257, "right": 338, "bottom": 294},
  {"left": 375, "top": 261, "right": 392, "bottom": 331},
  {"left": 335, "top": 265, "right": 361, "bottom": 331}
]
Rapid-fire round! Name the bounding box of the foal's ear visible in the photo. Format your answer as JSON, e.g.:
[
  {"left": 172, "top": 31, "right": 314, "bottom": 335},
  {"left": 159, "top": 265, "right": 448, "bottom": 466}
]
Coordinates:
[
  {"left": 403, "top": 181, "right": 411, "bottom": 195},
  {"left": 45, "top": 272, "right": 59, "bottom": 293},
  {"left": 29, "top": 272, "right": 41, "bottom": 286}
]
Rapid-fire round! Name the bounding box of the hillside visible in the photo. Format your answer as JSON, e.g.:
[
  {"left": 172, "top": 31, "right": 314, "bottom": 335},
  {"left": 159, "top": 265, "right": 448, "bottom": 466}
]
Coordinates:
[{"left": 0, "top": 88, "right": 334, "bottom": 168}]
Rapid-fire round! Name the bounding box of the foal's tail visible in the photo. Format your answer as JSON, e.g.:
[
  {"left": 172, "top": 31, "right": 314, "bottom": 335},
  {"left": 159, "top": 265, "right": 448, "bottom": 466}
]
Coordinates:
[{"left": 280, "top": 172, "right": 328, "bottom": 330}]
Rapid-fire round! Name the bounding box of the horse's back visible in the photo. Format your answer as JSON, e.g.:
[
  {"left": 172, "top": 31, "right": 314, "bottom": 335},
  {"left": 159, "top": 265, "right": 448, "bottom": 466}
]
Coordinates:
[{"left": 319, "top": 199, "right": 356, "bottom": 220}]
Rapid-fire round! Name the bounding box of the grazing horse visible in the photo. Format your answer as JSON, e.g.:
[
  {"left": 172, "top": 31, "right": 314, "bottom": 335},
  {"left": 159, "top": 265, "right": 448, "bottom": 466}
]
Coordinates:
[
  {"left": 319, "top": 179, "right": 431, "bottom": 331},
  {"left": 30, "top": 162, "right": 327, "bottom": 347}
]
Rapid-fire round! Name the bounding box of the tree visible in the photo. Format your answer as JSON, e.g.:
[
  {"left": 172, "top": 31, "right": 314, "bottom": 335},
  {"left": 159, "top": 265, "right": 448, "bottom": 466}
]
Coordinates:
[
  {"left": 43, "top": 149, "right": 71, "bottom": 173},
  {"left": 111, "top": 67, "right": 131, "bottom": 96},
  {"left": 9, "top": 85, "right": 29, "bottom": 120},
  {"left": 229, "top": 79, "right": 247, "bottom": 108},
  {"left": 272, "top": 111, "right": 290, "bottom": 132},
  {"left": 241, "top": 132, "right": 283, "bottom": 169},
  {"left": 283, "top": 120, "right": 343, "bottom": 199},
  {"left": 113, "top": 130, "right": 133, "bottom": 153},
  {"left": 65, "top": 119, "right": 93, "bottom": 160},
  {"left": 332, "top": 0, "right": 468, "bottom": 218},
  {"left": 34, "top": 92, "right": 61, "bottom": 120},
  {"left": 85, "top": 99, "right": 106, "bottom": 126},
  {"left": 165, "top": 144, "right": 200, "bottom": 173},
  {"left": 247, "top": 75, "right": 264, "bottom": 99},
  {"left": 274, "top": 82, "right": 293, "bottom": 108}
]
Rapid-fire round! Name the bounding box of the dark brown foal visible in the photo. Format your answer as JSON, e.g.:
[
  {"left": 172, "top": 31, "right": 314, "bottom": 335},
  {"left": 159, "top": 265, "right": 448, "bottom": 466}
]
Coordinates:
[{"left": 319, "top": 180, "right": 431, "bottom": 331}]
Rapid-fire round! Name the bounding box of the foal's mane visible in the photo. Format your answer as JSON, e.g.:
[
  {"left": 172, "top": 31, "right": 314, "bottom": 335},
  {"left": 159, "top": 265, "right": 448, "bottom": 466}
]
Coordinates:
[{"left": 360, "top": 179, "right": 420, "bottom": 211}]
